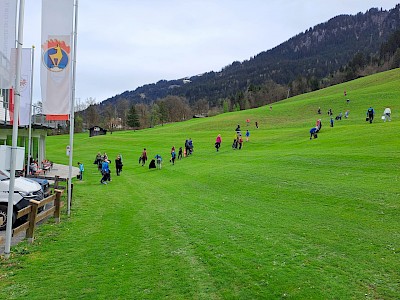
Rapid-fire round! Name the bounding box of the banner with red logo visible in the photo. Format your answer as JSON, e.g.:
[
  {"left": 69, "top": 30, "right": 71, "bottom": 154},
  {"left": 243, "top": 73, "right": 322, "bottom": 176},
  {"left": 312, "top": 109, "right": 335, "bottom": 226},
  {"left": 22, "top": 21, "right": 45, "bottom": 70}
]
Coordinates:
[{"left": 41, "top": 0, "right": 74, "bottom": 115}]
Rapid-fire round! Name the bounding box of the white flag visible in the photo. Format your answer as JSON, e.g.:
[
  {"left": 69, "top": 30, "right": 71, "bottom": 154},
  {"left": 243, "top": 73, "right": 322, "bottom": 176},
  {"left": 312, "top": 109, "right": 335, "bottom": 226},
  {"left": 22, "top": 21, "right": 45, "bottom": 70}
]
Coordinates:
[
  {"left": 19, "top": 48, "right": 32, "bottom": 125},
  {"left": 0, "top": 0, "right": 17, "bottom": 89},
  {"left": 41, "top": 0, "right": 74, "bottom": 115},
  {"left": 10, "top": 48, "right": 32, "bottom": 125}
]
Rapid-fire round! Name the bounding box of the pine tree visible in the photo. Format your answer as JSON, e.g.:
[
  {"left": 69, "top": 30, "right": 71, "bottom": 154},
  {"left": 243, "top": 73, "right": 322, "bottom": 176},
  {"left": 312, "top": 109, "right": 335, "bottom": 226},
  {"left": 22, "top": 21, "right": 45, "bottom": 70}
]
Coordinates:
[{"left": 126, "top": 105, "right": 140, "bottom": 128}]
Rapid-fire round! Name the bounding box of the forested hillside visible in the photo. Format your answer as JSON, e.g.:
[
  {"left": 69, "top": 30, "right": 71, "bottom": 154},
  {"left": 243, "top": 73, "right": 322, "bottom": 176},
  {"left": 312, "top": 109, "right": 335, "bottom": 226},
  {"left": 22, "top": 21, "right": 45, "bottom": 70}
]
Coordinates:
[{"left": 105, "top": 5, "right": 399, "bottom": 105}]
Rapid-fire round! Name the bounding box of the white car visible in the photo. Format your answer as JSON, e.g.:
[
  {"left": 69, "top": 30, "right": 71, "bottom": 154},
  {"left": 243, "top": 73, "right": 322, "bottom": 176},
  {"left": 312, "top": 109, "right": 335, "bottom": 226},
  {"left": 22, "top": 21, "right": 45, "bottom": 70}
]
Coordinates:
[{"left": 0, "top": 169, "right": 44, "bottom": 230}]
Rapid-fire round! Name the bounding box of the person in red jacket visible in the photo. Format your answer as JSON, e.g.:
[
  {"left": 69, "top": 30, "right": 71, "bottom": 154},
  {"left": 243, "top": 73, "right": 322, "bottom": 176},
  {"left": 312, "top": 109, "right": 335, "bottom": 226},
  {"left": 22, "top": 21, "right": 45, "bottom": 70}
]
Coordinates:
[
  {"left": 215, "top": 134, "right": 222, "bottom": 151},
  {"left": 140, "top": 148, "right": 147, "bottom": 166}
]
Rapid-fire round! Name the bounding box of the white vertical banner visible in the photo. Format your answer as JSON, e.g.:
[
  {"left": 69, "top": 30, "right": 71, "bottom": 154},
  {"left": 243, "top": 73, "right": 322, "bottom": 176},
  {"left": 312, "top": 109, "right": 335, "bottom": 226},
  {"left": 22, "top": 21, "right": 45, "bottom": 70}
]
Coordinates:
[
  {"left": 41, "top": 0, "right": 74, "bottom": 115},
  {"left": 11, "top": 48, "right": 32, "bottom": 125},
  {"left": 19, "top": 48, "right": 32, "bottom": 125},
  {"left": 0, "top": 0, "right": 17, "bottom": 89}
]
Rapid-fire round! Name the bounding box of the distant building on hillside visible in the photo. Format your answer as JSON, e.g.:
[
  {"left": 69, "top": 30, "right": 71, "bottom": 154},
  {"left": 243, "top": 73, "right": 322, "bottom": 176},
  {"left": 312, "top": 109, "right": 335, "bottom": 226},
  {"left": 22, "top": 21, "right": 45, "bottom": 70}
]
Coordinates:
[
  {"left": 89, "top": 126, "right": 107, "bottom": 137},
  {"left": 193, "top": 113, "right": 208, "bottom": 118},
  {"left": 110, "top": 117, "right": 123, "bottom": 130}
]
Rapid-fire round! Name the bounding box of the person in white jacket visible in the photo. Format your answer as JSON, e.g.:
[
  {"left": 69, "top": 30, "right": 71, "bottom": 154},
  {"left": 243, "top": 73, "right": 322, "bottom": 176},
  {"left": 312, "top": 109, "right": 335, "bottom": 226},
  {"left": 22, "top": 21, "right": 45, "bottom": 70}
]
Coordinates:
[{"left": 383, "top": 107, "right": 391, "bottom": 122}]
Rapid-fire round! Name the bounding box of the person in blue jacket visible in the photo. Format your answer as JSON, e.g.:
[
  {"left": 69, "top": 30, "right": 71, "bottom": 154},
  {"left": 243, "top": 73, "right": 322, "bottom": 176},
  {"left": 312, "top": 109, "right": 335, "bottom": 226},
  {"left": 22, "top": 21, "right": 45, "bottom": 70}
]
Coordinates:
[
  {"left": 100, "top": 160, "right": 110, "bottom": 184},
  {"left": 155, "top": 154, "right": 162, "bottom": 169},
  {"left": 310, "top": 127, "right": 318, "bottom": 140},
  {"left": 77, "top": 162, "right": 84, "bottom": 180},
  {"left": 245, "top": 130, "right": 250, "bottom": 142}
]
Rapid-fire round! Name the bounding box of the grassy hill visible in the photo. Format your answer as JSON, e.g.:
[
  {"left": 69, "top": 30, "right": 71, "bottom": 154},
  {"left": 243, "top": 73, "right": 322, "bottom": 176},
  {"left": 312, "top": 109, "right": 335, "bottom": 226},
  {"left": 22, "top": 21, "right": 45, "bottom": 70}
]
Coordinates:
[{"left": 1, "top": 69, "right": 399, "bottom": 299}]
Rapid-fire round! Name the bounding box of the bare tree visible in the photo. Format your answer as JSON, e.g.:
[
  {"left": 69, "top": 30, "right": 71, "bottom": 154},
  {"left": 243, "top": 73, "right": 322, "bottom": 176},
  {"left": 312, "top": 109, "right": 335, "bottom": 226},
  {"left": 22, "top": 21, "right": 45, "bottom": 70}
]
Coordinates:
[
  {"left": 135, "top": 103, "right": 149, "bottom": 128},
  {"left": 163, "top": 95, "right": 191, "bottom": 122},
  {"left": 104, "top": 103, "right": 115, "bottom": 131},
  {"left": 116, "top": 98, "right": 130, "bottom": 128},
  {"left": 193, "top": 98, "right": 209, "bottom": 115},
  {"left": 85, "top": 102, "right": 99, "bottom": 128}
]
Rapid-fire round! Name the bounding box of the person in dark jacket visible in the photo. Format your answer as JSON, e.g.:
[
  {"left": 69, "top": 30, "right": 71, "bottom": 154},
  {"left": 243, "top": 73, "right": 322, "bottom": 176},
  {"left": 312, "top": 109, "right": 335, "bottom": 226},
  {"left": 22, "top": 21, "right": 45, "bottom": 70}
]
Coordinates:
[
  {"left": 178, "top": 147, "right": 183, "bottom": 160},
  {"left": 115, "top": 155, "right": 123, "bottom": 176},
  {"left": 366, "top": 107, "right": 375, "bottom": 123},
  {"left": 149, "top": 159, "right": 156, "bottom": 169}
]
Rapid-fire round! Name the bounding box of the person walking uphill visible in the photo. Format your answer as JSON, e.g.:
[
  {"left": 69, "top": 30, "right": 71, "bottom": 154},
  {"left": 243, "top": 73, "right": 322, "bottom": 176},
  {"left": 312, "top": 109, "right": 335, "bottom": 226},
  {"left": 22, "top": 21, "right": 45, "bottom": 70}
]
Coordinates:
[
  {"left": 140, "top": 148, "right": 147, "bottom": 166},
  {"left": 170, "top": 148, "right": 176, "bottom": 165},
  {"left": 115, "top": 155, "right": 123, "bottom": 176},
  {"left": 215, "top": 134, "right": 222, "bottom": 151},
  {"left": 155, "top": 154, "right": 162, "bottom": 169},
  {"left": 178, "top": 147, "right": 183, "bottom": 160},
  {"left": 78, "top": 162, "right": 84, "bottom": 180},
  {"left": 383, "top": 107, "right": 391, "bottom": 122},
  {"left": 100, "top": 159, "right": 110, "bottom": 184},
  {"left": 366, "top": 106, "right": 375, "bottom": 124},
  {"left": 94, "top": 152, "right": 102, "bottom": 172}
]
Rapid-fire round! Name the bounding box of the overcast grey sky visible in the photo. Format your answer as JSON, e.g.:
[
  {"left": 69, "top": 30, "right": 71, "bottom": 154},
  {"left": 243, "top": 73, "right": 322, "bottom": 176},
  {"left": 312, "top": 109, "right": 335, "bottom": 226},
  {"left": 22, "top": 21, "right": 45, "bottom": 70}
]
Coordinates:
[{"left": 23, "top": 1, "right": 399, "bottom": 104}]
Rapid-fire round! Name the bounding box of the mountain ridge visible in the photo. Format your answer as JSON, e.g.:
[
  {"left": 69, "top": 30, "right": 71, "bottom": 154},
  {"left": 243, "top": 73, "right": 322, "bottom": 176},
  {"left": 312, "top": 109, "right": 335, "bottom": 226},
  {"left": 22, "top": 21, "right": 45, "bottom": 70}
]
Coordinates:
[{"left": 100, "top": 5, "right": 400, "bottom": 108}]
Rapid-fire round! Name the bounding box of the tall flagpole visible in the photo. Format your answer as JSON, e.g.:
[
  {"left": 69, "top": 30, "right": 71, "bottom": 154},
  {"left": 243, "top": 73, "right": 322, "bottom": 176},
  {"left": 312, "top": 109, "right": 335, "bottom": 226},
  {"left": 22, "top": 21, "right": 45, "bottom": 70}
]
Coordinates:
[
  {"left": 26, "top": 45, "right": 34, "bottom": 176},
  {"left": 5, "top": 0, "right": 25, "bottom": 259},
  {"left": 67, "top": 0, "right": 78, "bottom": 216}
]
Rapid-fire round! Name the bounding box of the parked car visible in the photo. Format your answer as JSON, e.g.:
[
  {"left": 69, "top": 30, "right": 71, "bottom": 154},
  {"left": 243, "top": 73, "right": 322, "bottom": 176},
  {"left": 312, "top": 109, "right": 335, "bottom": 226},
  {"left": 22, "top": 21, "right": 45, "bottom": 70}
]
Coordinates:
[
  {"left": 26, "top": 177, "right": 51, "bottom": 198},
  {"left": 0, "top": 169, "right": 44, "bottom": 230}
]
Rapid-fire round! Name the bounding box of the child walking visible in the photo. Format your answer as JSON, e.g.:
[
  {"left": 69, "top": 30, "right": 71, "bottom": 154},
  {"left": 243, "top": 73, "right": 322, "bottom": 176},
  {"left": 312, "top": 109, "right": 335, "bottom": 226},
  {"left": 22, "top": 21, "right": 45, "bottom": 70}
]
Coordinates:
[
  {"left": 155, "top": 154, "right": 162, "bottom": 169},
  {"left": 78, "top": 162, "right": 84, "bottom": 180}
]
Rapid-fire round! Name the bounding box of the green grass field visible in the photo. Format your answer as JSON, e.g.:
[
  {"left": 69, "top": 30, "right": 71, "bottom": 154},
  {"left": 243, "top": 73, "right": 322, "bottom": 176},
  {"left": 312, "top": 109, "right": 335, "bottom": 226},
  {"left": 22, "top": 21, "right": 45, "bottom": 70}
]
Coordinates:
[{"left": 1, "top": 69, "right": 399, "bottom": 299}]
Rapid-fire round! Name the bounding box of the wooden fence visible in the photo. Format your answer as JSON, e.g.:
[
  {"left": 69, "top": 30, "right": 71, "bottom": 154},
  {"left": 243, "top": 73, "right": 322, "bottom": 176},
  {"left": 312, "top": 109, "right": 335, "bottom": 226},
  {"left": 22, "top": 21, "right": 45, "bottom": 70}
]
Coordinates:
[
  {"left": 0, "top": 190, "right": 64, "bottom": 245},
  {"left": 26, "top": 174, "right": 74, "bottom": 204}
]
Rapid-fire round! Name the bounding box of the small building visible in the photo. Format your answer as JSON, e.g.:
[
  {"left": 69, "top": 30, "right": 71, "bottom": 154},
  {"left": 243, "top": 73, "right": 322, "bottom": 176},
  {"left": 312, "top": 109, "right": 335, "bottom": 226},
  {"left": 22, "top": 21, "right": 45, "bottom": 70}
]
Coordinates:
[
  {"left": 89, "top": 126, "right": 107, "bottom": 137},
  {"left": 193, "top": 113, "right": 208, "bottom": 118}
]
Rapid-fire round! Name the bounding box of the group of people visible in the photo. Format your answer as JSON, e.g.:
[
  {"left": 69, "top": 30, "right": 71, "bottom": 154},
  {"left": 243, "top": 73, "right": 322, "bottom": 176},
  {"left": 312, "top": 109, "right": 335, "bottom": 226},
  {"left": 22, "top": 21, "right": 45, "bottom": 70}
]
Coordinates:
[
  {"left": 310, "top": 105, "right": 392, "bottom": 139},
  {"left": 29, "top": 159, "right": 41, "bottom": 175},
  {"left": 230, "top": 125, "right": 250, "bottom": 150},
  {"left": 93, "top": 152, "right": 123, "bottom": 184},
  {"left": 366, "top": 106, "right": 392, "bottom": 123},
  {"left": 185, "top": 139, "right": 194, "bottom": 156},
  {"left": 214, "top": 122, "right": 252, "bottom": 152},
  {"left": 140, "top": 141, "right": 190, "bottom": 170},
  {"left": 84, "top": 103, "right": 392, "bottom": 183},
  {"left": 309, "top": 119, "right": 322, "bottom": 139}
]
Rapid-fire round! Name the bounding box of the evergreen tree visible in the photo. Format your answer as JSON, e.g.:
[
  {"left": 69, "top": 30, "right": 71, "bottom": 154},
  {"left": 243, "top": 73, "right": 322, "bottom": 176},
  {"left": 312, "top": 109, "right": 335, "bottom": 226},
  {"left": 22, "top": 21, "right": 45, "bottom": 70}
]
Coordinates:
[
  {"left": 126, "top": 105, "right": 140, "bottom": 128},
  {"left": 158, "top": 101, "right": 168, "bottom": 126}
]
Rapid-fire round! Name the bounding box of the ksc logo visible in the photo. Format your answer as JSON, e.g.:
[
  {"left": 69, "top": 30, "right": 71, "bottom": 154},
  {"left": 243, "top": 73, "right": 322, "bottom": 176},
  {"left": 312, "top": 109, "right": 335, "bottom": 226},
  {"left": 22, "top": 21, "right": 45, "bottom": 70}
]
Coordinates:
[{"left": 42, "top": 39, "right": 71, "bottom": 72}]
